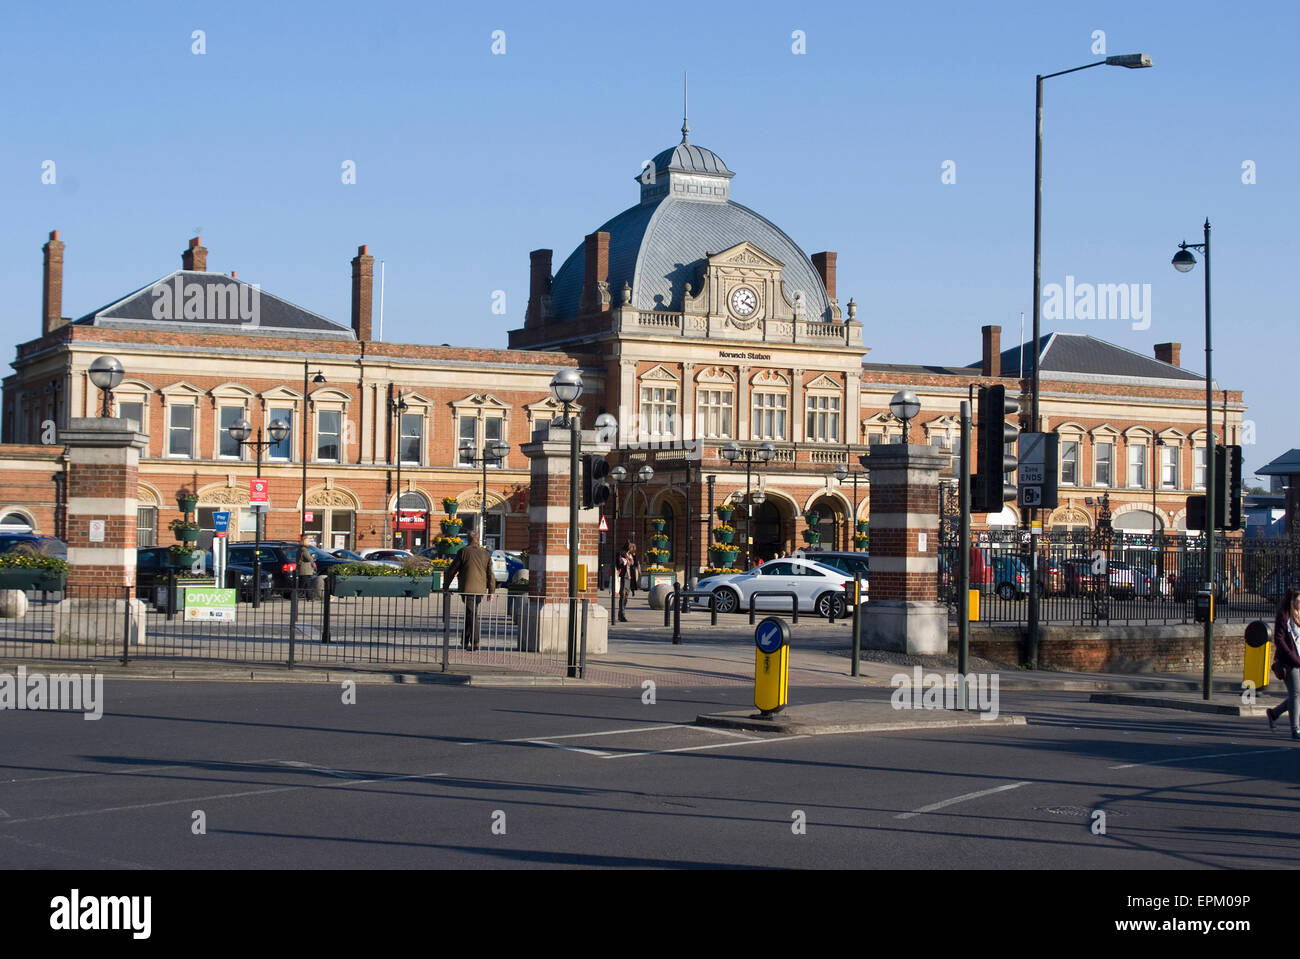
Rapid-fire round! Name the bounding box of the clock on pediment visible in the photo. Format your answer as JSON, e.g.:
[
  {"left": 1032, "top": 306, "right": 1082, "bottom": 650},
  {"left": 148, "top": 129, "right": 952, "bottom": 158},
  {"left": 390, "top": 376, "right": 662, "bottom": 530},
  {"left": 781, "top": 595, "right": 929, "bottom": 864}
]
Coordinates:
[{"left": 728, "top": 284, "right": 762, "bottom": 327}]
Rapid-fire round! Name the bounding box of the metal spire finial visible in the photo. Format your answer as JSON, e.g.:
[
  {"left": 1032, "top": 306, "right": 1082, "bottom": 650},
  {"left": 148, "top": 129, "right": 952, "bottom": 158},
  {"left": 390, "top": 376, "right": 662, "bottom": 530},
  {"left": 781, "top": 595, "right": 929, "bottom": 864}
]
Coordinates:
[{"left": 681, "top": 71, "right": 690, "bottom": 143}]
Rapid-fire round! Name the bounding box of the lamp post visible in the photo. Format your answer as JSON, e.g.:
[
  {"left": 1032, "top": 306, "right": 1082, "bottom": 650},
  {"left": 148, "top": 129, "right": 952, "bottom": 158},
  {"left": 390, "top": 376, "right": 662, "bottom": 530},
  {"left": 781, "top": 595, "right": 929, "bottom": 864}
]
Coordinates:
[
  {"left": 1172, "top": 219, "right": 1215, "bottom": 699},
  {"left": 229, "top": 416, "right": 290, "bottom": 608},
  {"left": 1030, "top": 53, "right": 1151, "bottom": 667},
  {"left": 88, "top": 356, "right": 124, "bottom": 418},
  {"left": 626, "top": 463, "right": 655, "bottom": 557},
  {"left": 834, "top": 461, "right": 866, "bottom": 551},
  {"left": 889, "top": 390, "right": 921, "bottom": 442},
  {"left": 720, "top": 441, "right": 775, "bottom": 567},
  {"left": 549, "top": 368, "right": 583, "bottom": 678},
  {"left": 391, "top": 391, "right": 409, "bottom": 549},
  {"left": 458, "top": 436, "right": 511, "bottom": 550},
  {"left": 300, "top": 361, "right": 326, "bottom": 545}
]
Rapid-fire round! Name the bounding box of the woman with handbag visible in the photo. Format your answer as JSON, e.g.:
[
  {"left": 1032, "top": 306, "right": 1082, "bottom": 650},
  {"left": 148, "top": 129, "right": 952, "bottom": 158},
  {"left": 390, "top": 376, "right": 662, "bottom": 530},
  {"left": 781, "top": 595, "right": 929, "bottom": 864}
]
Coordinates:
[{"left": 1265, "top": 587, "right": 1300, "bottom": 740}]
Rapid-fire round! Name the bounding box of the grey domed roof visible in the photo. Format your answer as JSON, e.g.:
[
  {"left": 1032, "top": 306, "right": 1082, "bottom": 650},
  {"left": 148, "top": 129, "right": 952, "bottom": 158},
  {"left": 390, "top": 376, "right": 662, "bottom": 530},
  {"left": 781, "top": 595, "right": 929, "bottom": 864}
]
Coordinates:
[
  {"left": 645, "top": 141, "right": 734, "bottom": 179},
  {"left": 549, "top": 195, "right": 832, "bottom": 320}
]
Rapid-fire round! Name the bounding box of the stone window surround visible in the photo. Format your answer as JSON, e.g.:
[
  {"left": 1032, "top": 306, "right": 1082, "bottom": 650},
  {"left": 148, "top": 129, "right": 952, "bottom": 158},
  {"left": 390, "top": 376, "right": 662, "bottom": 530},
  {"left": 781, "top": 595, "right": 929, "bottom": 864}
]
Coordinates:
[{"left": 451, "top": 393, "right": 511, "bottom": 469}]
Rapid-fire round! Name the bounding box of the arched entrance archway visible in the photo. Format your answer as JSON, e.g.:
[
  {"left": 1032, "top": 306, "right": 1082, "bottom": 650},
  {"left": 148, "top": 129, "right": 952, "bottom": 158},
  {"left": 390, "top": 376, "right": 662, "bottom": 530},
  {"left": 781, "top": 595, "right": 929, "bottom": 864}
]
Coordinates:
[
  {"left": 807, "top": 494, "right": 848, "bottom": 551},
  {"left": 395, "top": 491, "right": 430, "bottom": 550}
]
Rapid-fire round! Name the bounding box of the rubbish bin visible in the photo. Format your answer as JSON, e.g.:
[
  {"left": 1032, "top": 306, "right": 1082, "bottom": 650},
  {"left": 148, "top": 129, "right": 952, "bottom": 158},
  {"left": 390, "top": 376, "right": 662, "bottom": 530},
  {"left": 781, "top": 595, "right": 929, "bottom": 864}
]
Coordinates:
[{"left": 1244, "top": 620, "right": 1271, "bottom": 690}]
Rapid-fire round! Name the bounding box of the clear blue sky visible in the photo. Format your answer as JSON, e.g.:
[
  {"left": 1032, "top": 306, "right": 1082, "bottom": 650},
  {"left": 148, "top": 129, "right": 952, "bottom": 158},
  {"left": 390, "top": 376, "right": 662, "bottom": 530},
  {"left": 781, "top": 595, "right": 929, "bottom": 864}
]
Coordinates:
[{"left": 3, "top": 0, "right": 1295, "bottom": 479}]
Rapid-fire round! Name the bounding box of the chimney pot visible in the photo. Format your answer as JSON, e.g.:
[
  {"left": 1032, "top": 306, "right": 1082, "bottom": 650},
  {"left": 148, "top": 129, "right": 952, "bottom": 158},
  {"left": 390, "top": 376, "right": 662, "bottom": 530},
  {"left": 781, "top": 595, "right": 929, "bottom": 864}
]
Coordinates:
[
  {"left": 1154, "top": 342, "right": 1181, "bottom": 367},
  {"left": 42, "top": 229, "right": 67, "bottom": 336},
  {"left": 981, "top": 325, "right": 1002, "bottom": 378},
  {"left": 811, "top": 252, "right": 837, "bottom": 302},
  {"left": 351, "top": 244, "right": 375, "bottom": 341},
  {"left": 182, "top": 236, "right": 208, "bottom": 271}
]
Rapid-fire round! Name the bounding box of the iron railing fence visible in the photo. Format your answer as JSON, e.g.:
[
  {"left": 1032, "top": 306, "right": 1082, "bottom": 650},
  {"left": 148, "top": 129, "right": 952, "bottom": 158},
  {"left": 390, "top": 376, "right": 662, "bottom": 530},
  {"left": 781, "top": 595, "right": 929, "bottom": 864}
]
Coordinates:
[{"left": 0, "top": 578, "right": 589, "bottom": 677}]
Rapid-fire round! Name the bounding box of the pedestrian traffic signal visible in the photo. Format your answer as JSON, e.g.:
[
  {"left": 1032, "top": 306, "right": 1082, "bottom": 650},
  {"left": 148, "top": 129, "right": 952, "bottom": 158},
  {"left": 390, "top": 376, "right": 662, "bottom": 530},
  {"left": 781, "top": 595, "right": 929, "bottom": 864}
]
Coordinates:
[
  {"left": 974, "top": 385, "right": 1019, "bottom": 513},
  {"left": 1215, "top": 444, "right": 1243, "bottom": 531},
  {"left": 583, "top": 454, "right": 611, "bottom": 509}
]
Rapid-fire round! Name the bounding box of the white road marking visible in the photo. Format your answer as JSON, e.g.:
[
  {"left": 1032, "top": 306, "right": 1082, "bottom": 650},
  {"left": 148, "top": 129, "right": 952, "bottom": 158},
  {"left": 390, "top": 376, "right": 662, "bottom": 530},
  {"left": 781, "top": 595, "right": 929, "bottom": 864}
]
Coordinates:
[
  {"left": 528, "top": 742, "right": 612, "bottom": 757},
  {"left": 458, "top": 724, "right": 691, "bottom": 746},
  {"left": 601, "top": 734, "right": 808, "bottom": 760},
  {"left": 0, "top": 766, "right": 446, "bottom": 827},
  {"left": 1109, "top": 747, "right": 1287, "bottom": 770},
  {"left": 693, "top": 726, "right": 763, "bottom": 740},
  {"left": 895, "top": 781, "right": 1033, "bottom": 820}
]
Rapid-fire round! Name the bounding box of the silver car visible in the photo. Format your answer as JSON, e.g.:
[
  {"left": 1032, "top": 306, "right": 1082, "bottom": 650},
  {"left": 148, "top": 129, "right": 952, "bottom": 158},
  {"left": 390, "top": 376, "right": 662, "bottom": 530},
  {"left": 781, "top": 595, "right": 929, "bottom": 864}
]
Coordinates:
[{"left": 694, "top": 558, "right": 855, "bottom": 618}]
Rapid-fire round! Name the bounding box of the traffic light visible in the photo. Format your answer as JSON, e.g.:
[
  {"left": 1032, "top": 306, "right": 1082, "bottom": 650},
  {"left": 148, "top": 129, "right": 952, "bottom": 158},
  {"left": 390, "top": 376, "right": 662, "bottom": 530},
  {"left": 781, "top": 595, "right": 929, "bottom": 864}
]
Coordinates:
[
  {"left": 974, "top": 385, "right": 1019, "bottom": 513},
  {"left": 582, "top": 454, "right": 611, "bottom": 509},
  {"left": 1215, "top": 444, "right": 1243, "bottom": 531}
]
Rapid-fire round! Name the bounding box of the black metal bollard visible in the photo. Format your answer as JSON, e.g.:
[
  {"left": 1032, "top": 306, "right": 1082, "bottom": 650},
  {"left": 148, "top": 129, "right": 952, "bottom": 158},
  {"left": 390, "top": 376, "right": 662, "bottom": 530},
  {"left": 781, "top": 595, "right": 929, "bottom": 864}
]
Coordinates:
[{"left": 320, "top": 581, "right": 331, "bottom": 644}]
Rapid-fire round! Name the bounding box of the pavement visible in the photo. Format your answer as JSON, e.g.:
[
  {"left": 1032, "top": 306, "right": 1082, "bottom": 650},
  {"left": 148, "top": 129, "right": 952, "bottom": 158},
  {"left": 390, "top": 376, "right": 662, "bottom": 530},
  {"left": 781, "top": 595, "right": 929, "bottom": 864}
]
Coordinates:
[{"left": 1, "top": 595, "right": 1275, "bottom": 735}]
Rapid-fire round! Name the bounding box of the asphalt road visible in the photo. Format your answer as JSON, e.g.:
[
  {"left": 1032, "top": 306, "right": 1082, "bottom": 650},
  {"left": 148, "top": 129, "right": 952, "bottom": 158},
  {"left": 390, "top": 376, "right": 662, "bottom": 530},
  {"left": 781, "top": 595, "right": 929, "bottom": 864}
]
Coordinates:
[{"left": 2, "top": 680, "right": 1298, "bottom": 870}]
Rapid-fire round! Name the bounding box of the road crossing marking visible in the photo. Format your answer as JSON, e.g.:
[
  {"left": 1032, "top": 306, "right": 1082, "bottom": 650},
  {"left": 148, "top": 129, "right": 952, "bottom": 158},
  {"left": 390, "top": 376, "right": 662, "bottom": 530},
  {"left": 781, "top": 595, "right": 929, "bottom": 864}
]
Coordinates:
[
  {"left": 600, "top": 734, "right": 808, "bottom": 760},
  {"left": 895, "top": 781, "right": 1033, "bottom": 820},
  {"left": 458, "top": 723, "right": 692, "bottom": 746},
  {"left": 1108, "top": 747, "right": 1288, "bottom": 770}
]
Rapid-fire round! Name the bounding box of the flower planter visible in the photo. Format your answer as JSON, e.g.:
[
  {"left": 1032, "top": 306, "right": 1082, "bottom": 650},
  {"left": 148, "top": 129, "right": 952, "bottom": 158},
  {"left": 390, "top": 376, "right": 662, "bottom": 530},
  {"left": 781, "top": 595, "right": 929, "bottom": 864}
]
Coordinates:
[
  {"left": 715, "top": 506, "right": 734, "bottom": 522},
  {"left": 442, "top": 500, "right": 459, "bottom": 517},
  {"left": 651, "top": 519, "right": 666, "bottom": 532},
  {"left": 178, "top": 496, "right": 198, "bottom": 514},
  {"left": 175, "top": 528, "right": 199, "bottom": 544},
  {"left": 0, "top": 568, "right": 66, "bottom": 592},
  {"left": 331, "top": 575, "right": 433, "bottom": 599},
  {"left": 440, "top": 521, "right": 463, "bottom": 536},
  {"left": 711, "top": 547, "right": 739, "bottom": 566},
  {"left": 441, "top": 540, "right": 464, "bottom": 557},
  {"left": 651, "top": 534, "right": 669, "bottom": 549},
  {"left": 712, "top": 529, "right": 734, "bottom": 544},
  {"left": 805, "top": 512, "right": 821, "bottom": 527},
  {"left": 856, "top": 520, "right": 869, "bottom": 534},
  {"left": 854, "top": 535, "right": 869, "bottom": 549},
  {"left": 801, "top": 529, "right": 821, "bottom": 544}
]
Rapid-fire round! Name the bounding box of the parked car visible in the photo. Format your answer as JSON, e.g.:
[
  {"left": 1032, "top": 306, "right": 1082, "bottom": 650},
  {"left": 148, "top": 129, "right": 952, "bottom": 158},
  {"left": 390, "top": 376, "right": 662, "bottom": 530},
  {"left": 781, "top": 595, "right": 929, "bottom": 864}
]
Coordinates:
[
  {"left": 225, "top": 542, "right": 300, "bottom": 597},
  {"left": 992, "top": 556, "right": 1030, "bottom": 601},
  {"left": 793, "top": 550, "right": 869, "bottom": 599},
  {"left": 490, "top": 549, "right": 526, "bottom": 585},
  {"left": 0, "top": 534, "right": 67, "bottom": 560},
  {"left": 330, "top": 548, "right": 370, "bottom": 563},
  {"left": 1037, "top": 558, "right": 1065, "bottom": 596},
  {"left": 1061, "top": 557, "right": 1102, "bottom": 595},
  {"left": 1105, "top": 560, "right": 1152, "bottom": 599},
  {"left": 693, "top": 557, "right": 855, "bottom": 618},
  {"left": 1171, "top": 568, "right": 1228, "bottom": 602},
  {"left": 357, "top": 548, "right": 415, "bottom": 567},
  {"left": 136, "top": 546, "right": 273, "bottom": 603}
]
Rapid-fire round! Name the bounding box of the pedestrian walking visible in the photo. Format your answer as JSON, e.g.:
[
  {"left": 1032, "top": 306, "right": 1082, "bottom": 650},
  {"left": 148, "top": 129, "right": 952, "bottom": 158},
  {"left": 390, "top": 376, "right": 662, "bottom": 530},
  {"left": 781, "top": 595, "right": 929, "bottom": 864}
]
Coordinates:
[
  {"left": 296, "top": 536, "right": 317, "bottom": 599},
  {"left": 1266, "top": 587, "right": 1300, "bottom": 740},
  {"left": 615, "top": 541, "right": 638, "bottom": 622},
  {"left": 443, "top": 531, "right": 496, "bottom": 649}
]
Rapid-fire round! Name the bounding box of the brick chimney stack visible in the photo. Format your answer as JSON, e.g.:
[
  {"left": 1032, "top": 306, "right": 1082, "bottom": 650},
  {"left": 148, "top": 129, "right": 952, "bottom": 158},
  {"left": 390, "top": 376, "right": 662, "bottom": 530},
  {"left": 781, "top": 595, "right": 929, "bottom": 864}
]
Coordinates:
[
  {"left": 579, "top": 232, "right": 610, "bottom": 314},
  {"left": 42, "top": 230, "right": 66, "bottom": 336},
  {"left": 811, "top": 251, "right": 837, "bottom": 301},
  {"left": 981, "top": 325, "right": 1002, "bottom": 377},
  {"left": 1154, "top": 342, "right": 1181, "bottom": 367},
  {"left": 526, "top": 249, "right": 552, "bottom": 329},
  {"left": 182, "top": 236, "right": 208, "bottom": 271},
  {"left": 351, "top": 244, "right": 375, "bottom": 341}
]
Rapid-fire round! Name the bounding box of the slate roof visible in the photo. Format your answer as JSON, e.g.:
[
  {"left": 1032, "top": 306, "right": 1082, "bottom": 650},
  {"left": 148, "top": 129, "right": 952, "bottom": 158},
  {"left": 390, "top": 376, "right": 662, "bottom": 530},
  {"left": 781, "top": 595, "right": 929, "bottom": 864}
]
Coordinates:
[
  {"left": 1257, "top": 449, "right": 1300, "bottom": 476},
  {"left": 74, "top": 270, "right": 355, "bottom": 339},
  {"left": 549, "top": 197, "right": 832, "bottom": 320},
  {"left": 646, "top": 141, "right": 734, "bottom": 179},
  {"left": 965, "top": 332, "right": 1204, "bottom": 382}
]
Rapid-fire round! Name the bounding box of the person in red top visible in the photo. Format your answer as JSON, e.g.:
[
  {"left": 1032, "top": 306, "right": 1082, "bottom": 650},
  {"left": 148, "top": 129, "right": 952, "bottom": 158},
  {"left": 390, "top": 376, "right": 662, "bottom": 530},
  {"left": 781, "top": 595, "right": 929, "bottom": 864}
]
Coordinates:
[{"left": 1266, "top": 587, "right": 1300, "bottom": 740}]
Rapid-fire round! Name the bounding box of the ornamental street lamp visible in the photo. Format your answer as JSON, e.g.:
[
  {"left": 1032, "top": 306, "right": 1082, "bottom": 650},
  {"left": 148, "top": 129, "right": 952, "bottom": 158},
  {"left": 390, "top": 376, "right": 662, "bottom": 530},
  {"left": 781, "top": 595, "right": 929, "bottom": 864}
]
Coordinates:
[
  {"left": 459, "top": 436, "right": 511, "bottom": 550},
  {"left": 549, "top": 368, "right": 583, "bottom": 678},
  {"left": 300, "top": 361, "right": 326, "bottom": 546},
  {"left": 391, "top": 391, "right": 409, "bottom": 548},
  {"left": 228, "top": 415, "right": 290, "bottom": 608},
  {"left": 88, "top": 356, "right": 124, "bottom": 417},
  {"left": 1172, "top": 219, "right": 1215, "bottom": 699},
  {"left": 888, "top": 390, "right": 921, "bottom": 442},
  {"left": 593, "top": 412, "right": 619, "bottom": 589},
  {"left": 834, "top": 461, "right": 867, "bottom": 551},
  {"left": 721, "top": 441, "right": 775, "bottom": 567}
]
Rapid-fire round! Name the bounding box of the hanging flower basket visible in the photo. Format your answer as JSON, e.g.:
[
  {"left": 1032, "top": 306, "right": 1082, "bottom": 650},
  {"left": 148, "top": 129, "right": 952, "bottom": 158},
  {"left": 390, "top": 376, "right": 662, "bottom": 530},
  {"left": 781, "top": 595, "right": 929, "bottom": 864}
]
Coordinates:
[
  {"left": 712, "top": 525, "right": 735, "bottom": 544},
  {"left": 801, "top": 529, "right": 821, "bottom": 544},
  {"left": 805, "top": 511, "right": 822, "bottom": 527},
  {"left": 854, "top": 533, "right": 869, "bottom": 548},
  {"left": 170, "top": 519, "right": 200, "bottom": 544},
  {"left": 177, "top": 494, "right": 198, "bottom": 514},
  {"left": 856, "top": 520, "right": 869, "bottom": 534},
  {"left": 715, "top": 505, "right": 735, "bottom": 522},
  {"left": 442, "top": 497, "right": 459, "bottom": 516},
  {"left": 713, "top": 548, "right": 739, "bottom": 566},
  {"left": 434, "top": 535, "right": 464, "bottom": 557},
  {"left": 651, "top": 534, "right": 670, "bottom": 550},
  {"left": 651, "top": 518, "right": 667, "bottom": 532},
  {"left": 440, "top": 518, "right": 463, "bottom": 535}
]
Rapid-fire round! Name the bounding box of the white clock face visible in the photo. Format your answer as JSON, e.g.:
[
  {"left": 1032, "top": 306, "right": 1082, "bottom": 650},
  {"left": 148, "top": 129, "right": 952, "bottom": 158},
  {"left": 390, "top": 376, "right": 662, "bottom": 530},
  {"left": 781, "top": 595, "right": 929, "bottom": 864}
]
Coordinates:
[{"left": 730, "top": 286, "right": 758, "bottom": 317}]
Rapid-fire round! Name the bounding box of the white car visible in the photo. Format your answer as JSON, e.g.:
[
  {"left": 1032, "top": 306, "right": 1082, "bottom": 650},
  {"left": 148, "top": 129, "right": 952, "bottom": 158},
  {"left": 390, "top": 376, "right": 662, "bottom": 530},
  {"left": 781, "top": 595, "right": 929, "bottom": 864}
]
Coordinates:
[
  {"left": 693, "top": 558, "right": 856, "bottom": 618},
  {"left": 357, "top": 548, "right": 415, "bottom": 567}
]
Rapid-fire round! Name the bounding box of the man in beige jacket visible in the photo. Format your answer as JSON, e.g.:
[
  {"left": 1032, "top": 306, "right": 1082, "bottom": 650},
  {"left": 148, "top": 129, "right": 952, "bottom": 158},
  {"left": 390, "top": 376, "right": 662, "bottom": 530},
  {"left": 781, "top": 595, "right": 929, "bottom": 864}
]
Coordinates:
[{"left": 443, "top": 531, "right": 496, "bottom": 649}]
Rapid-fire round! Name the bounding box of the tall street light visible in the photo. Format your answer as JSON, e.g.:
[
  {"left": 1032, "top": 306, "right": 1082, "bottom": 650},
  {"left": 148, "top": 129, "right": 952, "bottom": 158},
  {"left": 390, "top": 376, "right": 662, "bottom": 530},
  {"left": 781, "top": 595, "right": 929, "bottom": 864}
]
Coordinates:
[
  {"left": 889, "top": 390, "right": 921, "bottom": 442},
  {"left": 459, "top": 436, "right": 511, "bottom": 549},
  {"left": 1029, "top": 53, "right": 1151, "bottom": 667},
  {"left": 300, "top": 360, "right": 326, "bottom": 545},
  {"left": 391, "top": 391, "right": 409, "bottom": 548},
  {"left": 720, "top": 441, "right": 775, "bottom": 567},
  {"left": 229, "top": 415, "right": 290, "bottom": 608},
  {"left": 1172, "top": 219, "right": 1214, "bottom": 699},
  {"left": 549, "top": 368, "right": 583, "bottom": 678},
  {"left": 88, "top": 356, "right": 124, "bottom": 417}
]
